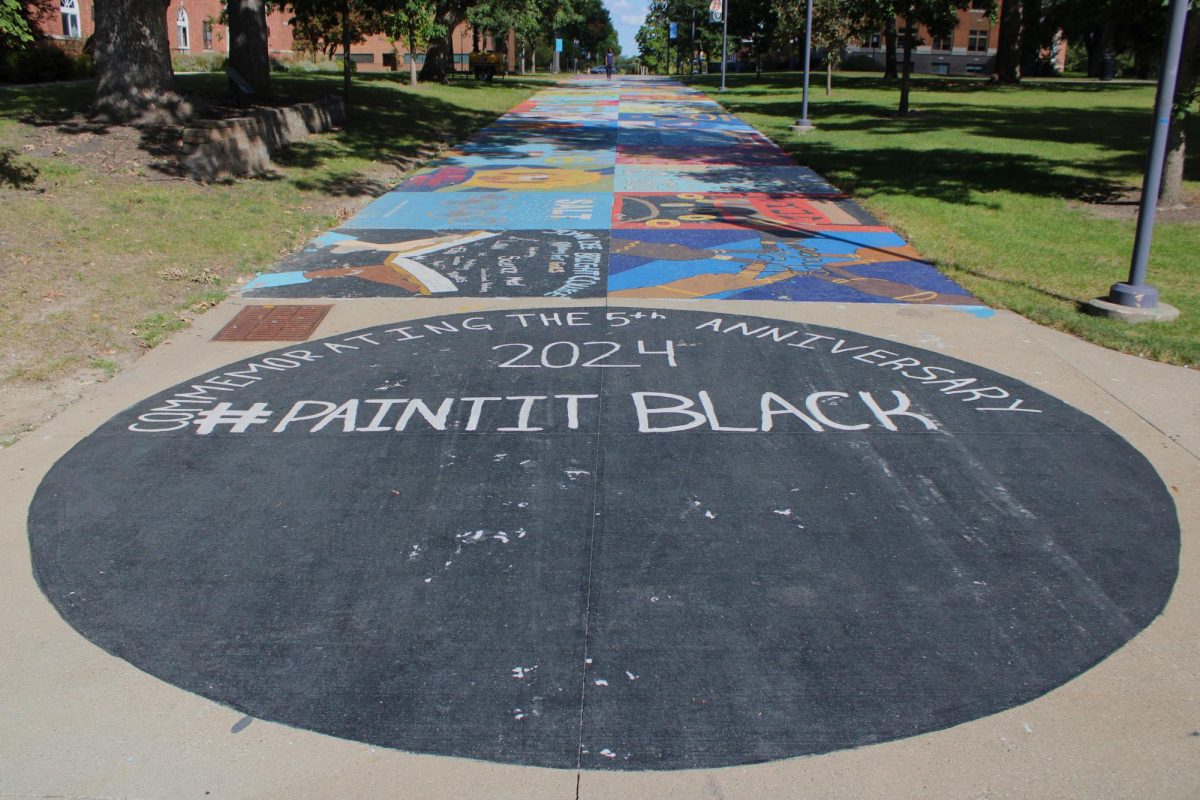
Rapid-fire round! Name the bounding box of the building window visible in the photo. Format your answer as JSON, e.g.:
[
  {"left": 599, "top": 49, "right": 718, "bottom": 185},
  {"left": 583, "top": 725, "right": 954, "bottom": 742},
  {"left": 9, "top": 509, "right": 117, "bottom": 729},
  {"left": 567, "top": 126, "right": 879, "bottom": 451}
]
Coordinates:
[
  {"left": 59, "top": 0, "right": 81, "bottom": 38},
  {"left": 931, "top": 62, "right": 950, "bottom": 75},
  {"left": 177, "top": 8, "right": 190, "bottom": 51},
  {"left": 968, "top": 30, "right": 988, "bottom": 52},
  {"left": 202, "top": 20, "right": 213, "bottom": 51},
  {"left": 931, "top": 35, "right": 951, "bottom": 52},
  {"left": 965, "top": 63, "right": 984, "bottom": 74}
]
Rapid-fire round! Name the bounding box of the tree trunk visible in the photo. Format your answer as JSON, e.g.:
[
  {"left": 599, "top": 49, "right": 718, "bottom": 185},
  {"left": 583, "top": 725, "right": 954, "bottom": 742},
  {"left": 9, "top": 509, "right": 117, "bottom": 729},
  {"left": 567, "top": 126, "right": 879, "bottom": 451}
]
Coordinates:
[
  {"left": 420, "top": 9, "right": 458, "bottom": 82},
  {"left": 92, "top": 0, "right": 185, "bottom": 123},
  {"left": 1162, "top": 11, "right": 1200, "bottom": 207},
  {"left": 994, "top": 0, "right": 1023, "bottom": 83},
  {"left": 409, "top": 35, "right": 419, "bottom": 86},
  {"left": 228, "top": 0, "right": 271, "bottom": 97},
  {"left": 898, "top": 19, "right": 914, "bottom": 114},
  {"left": 884, "top": 18, "right": 898, "bottom": 79},
  {"left": 1020, "top": 0, "right": 1044, "bottom": 76},
  {"left": 826, "top": 60, "right": 832, "bottom": 95},
  {"left": 341, "top": 0, "right": 351, "bottom": 107}
]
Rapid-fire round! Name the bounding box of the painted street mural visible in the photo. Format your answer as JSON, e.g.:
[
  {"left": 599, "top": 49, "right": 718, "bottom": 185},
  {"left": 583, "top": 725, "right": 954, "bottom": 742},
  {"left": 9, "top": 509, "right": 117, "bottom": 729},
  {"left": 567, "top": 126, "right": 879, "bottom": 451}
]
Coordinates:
[
  {"left": 29, "top": 308, "right": 1179, "bottom": 768},
  {"left": 242, "top": 229, "right": 606, "bottom": 298},
  {"left": 242, "top": 77, "right": 977, "bottom": 306}
]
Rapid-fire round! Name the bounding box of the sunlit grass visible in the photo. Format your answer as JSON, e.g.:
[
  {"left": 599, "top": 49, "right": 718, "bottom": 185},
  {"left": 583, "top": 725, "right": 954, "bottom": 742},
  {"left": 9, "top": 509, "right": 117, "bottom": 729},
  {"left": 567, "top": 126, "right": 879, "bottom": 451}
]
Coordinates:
[{"left": 688, "top": 71, "right": 1200, "bottom": 366}]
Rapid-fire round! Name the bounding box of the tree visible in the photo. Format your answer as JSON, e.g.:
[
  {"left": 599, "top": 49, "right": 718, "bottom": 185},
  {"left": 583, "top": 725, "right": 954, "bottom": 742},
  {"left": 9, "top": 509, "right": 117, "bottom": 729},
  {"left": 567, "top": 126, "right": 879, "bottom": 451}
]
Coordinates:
[
  {"left": 776, "top": 0, "right": 856, "bottom": 94},
  {"left": 228, "top": 0, "right": 272, "bottom": 96},
  {"left": 381, "top": 0, "right": 444, "bottom": 85},
  {"left": 853, "top": 1, "right": 975, "bottom": 113},
  {"left": 993, "top": 0, "right": 1023, "bottom": 82},
  {"left": 92, "top": 0, "right": 188, "bottom": 123},
  {"left": 0, "top": 0, "right": 48, "bottom": 49},
  {"left": 1163, "top": 7, "right": 1200, "bottom": 206},
  {"left": 290, "top": 0, "right": 380, "bottom": 103}
]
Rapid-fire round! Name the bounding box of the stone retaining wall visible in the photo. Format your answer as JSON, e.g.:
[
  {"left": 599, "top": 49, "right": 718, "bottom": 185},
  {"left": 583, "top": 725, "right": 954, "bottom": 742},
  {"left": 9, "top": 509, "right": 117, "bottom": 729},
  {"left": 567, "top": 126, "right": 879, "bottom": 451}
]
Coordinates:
[{"left": 181, "top": 96, "right": 346, "bottom": 181}]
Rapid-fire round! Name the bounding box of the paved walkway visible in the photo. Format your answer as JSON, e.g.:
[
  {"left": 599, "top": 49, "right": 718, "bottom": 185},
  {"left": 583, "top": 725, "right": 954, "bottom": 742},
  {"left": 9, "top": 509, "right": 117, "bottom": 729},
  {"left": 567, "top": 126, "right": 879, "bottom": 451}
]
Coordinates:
[
  {"left": 244, "top": 77, "right": 976, "bottom": 307},
  {"left": 4, "top": 77, "right": 1199, "bottom": 799}
]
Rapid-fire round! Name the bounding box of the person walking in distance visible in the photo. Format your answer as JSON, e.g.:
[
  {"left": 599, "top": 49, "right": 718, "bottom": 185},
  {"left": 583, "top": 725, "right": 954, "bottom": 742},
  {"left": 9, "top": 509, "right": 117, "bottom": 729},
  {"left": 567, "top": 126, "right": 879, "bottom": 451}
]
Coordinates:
[{"left": 605, "top": 48, "right": 614, "bottom": 79}]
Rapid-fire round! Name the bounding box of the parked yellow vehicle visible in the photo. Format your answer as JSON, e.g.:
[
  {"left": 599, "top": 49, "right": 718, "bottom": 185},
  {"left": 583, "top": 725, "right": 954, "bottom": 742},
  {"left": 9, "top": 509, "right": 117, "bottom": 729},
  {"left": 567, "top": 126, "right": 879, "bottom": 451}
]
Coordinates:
[{"left": 468, "top": 50, "right": 505, "bottom": 81}]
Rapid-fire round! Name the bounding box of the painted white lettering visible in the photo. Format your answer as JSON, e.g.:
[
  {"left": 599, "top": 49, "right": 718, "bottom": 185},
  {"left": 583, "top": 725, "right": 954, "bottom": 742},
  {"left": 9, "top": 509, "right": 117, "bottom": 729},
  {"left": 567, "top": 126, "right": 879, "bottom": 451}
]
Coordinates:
[
  {"left": 859, "top": 390, "right": 938, "bottom": 431},
  {"left": 760, "top": 392, "right": 824, "bottom": 432},
  {"left": 273, "top": 401, "right": 337, "bottom": 432},
  {"left": 386, "top": 326, "right": 425, "bottom": 341},
  {"left": 805, "top": 392, "right": 870, "bottom": 431},
  {"left": 498, "top": 396, "right": 547, "bottom": 432},
  {"left": 556, "top": 394, "right": 599, "bottom": 429},
  {"left": 311, "top": 400, "right": 359, "bottom": 432},
  {"left": 788, "top": 333, "right": 834, "bottom": 350},
  {"left": 460, "top": 396, "right": 502, "bottom": 431},
  {"left": 462, "top": 317, "right": 494, "bottom": 331},
  {"left": 395, "top": 398, "right": 455, "bottom": 431},
  {"left": 853, "top": 349, "right": 899, "bottom": 364},
  {"left": 357, "top": 399, "right": 406, "bottom": 431},
  {"left": 698, "top": 391, "right": 757, "bottom": 432},
  {"left": 631, "top": 392, "right": 707, "bottom": 433}
]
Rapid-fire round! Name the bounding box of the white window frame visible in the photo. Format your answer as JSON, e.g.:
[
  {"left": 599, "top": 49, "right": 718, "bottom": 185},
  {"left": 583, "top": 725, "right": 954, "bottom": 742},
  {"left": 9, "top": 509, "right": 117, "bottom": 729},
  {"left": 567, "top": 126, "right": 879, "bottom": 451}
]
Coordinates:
[
  {"left": 177, "top": 8, "right": 191, "bottom": 51},
  {"left": 60, "top": 0, "right": 81, "bottom": 39}
]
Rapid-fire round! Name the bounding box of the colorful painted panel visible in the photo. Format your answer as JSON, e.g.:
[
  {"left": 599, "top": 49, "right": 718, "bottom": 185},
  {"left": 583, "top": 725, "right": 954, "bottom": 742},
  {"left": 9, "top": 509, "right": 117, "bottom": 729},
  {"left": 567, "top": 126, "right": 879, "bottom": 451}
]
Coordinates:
[
  {"left": 398, "top": 163, "right": 615, "bottom": 193},
  {"left": 342, "top": 192, "right": 613, "bottom": 230},
  {"left": 241, "top": 76, "right": 974, "bottom": 305},
  {"left": 614, "top": 193, "right": 885, "bottom": 233},
  {"left": 608, "top": 228, "right": 973, "bottom": 303},
  {"left": 615, "top": 164, "right": 842, "bottom": 194},
  {"left": 243, "top": 229, "right": 606, "bottom": 298},
  {"left": 435, "top": 144, "right": 615, "bottom": 168}
]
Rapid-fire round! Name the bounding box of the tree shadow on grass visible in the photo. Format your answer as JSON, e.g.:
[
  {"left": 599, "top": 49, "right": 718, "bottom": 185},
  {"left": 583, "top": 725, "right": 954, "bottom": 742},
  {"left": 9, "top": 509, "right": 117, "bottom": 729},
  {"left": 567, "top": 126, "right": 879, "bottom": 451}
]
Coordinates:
[
  {"left": 0, "top": 149, "right": 39, "bottom": 188},
  {"left": 684, "top": 72, "right": 1154, "bottom": 96},
  {"left": 692, "top": 147, "right": 1123, "bottom": 206},
  {"left": 6, "top": 73, "right": 534, "bottom": 187},
  {"left": 723, "top": 96, "right": 1157, "bottom": 170}
]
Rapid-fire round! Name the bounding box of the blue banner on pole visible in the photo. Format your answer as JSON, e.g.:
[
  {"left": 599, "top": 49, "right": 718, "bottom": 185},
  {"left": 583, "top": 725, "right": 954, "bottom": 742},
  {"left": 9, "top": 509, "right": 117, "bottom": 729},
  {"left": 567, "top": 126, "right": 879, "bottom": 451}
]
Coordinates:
[
  {"left": 670, "top": 22, "right": 678, "bottom": 39},
  {"left": 555, "top": 38, "right": 563, "bottom": 53}
]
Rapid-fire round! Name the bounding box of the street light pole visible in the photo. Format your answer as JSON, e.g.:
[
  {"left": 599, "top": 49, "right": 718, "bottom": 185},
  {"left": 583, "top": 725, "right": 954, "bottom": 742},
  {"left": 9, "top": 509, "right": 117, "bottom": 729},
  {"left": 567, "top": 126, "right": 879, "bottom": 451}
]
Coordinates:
[
  {"left": 720, "top": 0, "right": 728, "bottom": 91},
  {"left": 691, "top": 8, "right": 696, "bottom": 77},
  {"left": 1086, "top": 0, "right": 1185, "bottom": 322},
  {"left": 790, "top": 0, "right": 815, "bottom": 131}
]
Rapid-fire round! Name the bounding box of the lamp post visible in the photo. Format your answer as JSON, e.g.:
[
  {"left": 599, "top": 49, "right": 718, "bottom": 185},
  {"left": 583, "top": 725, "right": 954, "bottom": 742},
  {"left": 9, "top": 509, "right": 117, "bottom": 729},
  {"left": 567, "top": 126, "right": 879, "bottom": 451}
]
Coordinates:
[
  {"left": 790, "top": 0, "right": 815, "bottom": 131},
  {"left": 1086, "top": 0, "right": 1185, "bottom": 322},
  {"left": 720, "top": 0, "right": 728, "bottom": 91},
  {"left": 691, "top": 8, "right": 696, "bottom": 77}
]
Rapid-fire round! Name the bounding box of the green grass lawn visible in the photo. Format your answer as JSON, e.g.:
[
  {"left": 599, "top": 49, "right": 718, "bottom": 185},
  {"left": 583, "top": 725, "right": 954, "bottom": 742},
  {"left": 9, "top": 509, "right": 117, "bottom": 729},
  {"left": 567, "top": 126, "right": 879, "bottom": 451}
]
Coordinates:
[
  {"left": 0, "top": 73, "right": 544, "bottom": 399},
  {"left": 685, "top": 71, "right": 1200, "bottom": 367}
]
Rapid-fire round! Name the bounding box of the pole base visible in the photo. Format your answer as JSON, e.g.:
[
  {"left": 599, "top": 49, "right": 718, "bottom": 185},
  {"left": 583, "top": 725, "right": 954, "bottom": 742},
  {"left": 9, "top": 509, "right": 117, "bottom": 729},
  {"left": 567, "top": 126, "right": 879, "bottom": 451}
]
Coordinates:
[
  {"left": 1107, "top": 281, "right": 1160, "bottom": 308},
  {"left": 1085, "top": 296, "right": 1180, "bottom": 324},
  {"left": 790, "top": 120, "right": 816, "bottom": 133}
]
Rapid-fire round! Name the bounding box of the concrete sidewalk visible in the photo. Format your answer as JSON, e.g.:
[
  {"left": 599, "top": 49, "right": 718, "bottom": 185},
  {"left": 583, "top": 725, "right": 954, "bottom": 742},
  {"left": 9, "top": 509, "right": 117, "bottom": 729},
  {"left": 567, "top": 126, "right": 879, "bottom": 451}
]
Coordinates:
[{"left": 2, "top": 77, "right": 1198, "bottom": 798}]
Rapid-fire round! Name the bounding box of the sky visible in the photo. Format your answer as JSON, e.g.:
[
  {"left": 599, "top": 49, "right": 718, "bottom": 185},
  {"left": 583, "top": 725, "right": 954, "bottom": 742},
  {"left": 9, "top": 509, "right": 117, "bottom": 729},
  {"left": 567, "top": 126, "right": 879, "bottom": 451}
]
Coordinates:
[{"left": 606, "top": 0, "right": 651, "bottom": 55}]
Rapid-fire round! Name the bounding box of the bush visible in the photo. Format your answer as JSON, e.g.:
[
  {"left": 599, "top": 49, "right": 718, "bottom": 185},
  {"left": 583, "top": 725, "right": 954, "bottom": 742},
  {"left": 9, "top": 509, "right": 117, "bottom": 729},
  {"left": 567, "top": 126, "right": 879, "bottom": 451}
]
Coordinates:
[
  {"left": 0, "top": 43, "right": 90, "bottom": 83},
  {"left": 172, "top": 52, "right": 226, "bottom": 73},
  {"left": 280, "top": 56, "right": 342, "bottom": 74},
  {"left": 841, "top": 53, "right": 882, "bottom": 72}
]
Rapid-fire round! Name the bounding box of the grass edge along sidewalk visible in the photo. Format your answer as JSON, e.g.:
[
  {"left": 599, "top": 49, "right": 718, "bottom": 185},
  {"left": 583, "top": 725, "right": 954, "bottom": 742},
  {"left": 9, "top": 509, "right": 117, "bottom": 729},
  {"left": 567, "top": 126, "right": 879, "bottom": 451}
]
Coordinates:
[
  {"left": 687, "top": 71, "right": 1200, "bottom": 368},
  {"left": 0, "top": 73, "right": 547, "bottom": 444}
]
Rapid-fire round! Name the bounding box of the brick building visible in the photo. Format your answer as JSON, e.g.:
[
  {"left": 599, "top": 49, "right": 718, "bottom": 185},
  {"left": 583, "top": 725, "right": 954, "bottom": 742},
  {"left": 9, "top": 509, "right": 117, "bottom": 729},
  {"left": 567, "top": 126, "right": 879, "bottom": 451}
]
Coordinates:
[
  {"left": 846, "top": 4, "right": 1001, "bottom": 76},
  {"left": 40, "top": 1, "right": 514, "bottom": 73}
]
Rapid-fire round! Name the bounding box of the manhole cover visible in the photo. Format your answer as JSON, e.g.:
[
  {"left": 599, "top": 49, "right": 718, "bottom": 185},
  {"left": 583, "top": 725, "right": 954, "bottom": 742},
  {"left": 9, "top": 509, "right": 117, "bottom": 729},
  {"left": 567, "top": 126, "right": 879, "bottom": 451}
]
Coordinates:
[
  {"left": 30, "top": 308, "right": 1178, "bottom": 769},
  {"left": 212, "top": 304, "right": 331, "bottom": 341}
]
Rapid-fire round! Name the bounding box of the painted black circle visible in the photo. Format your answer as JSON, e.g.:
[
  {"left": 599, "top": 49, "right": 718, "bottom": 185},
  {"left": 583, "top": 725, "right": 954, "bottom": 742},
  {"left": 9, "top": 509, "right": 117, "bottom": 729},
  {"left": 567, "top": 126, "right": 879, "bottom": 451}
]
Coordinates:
[{"left": 29, "top": 308, "right": 1178, "bottom": 769}]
